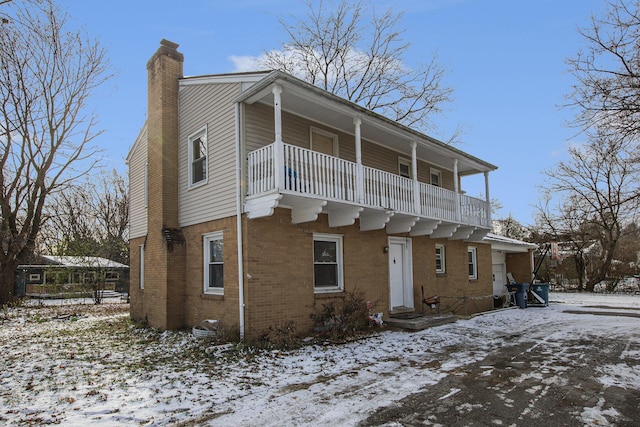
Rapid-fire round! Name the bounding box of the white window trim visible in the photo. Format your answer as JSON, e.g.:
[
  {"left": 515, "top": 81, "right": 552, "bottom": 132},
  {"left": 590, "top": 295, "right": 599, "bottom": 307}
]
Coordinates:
[
  {"left": 430, "top": 167, "right": 442, "bottom": 187},
  {"left": 139, "top": 245, "right": 145, "bottom": 289},
  {"left": 203, "top": 231, "right": 224, "bottom": 295},
  {"left": 398, "top": 157, "right": 412, "bottom": 179},
  {"left": 435, "top": 244, "right": 446, "bottom": 274},
  {"left": 313, "top": 233, "right": 344, "bottom": 293},
  {"left": 188, "top": 125, "right": 208, "bottom": 189},
  {"left": 28, "top": 273, "right": 41, "bottom": 282},
  {"left": 468, "top": 246, "right": 478, "bottom": 280},
  {"left": 310, "top": 126, "right": 339, "bottom": 156}
]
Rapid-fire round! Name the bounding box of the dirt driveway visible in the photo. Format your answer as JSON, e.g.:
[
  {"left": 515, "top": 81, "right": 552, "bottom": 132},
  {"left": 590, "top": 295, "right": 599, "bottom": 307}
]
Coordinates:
[{"left": 360, "top": 309, "right": 640, "bottom": 426}]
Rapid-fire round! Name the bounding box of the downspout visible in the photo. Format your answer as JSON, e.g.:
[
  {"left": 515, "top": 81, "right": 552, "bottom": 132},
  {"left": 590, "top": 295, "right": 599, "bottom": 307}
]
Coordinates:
[{"left": 235, "top": 102, "right": 246, "bottom": 340}]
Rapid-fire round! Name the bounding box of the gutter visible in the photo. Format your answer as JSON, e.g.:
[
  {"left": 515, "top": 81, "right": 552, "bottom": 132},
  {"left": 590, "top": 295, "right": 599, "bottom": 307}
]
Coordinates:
[{"left": 235, "top": 102, "right": 246, "bottom": 340}]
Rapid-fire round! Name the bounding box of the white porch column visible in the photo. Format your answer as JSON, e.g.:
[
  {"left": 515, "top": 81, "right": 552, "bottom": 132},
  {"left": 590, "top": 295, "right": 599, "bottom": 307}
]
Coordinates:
[
  {"left": 273, "top": 84, "right": 284, "bottom": 189},
  {"left": 354, "top": 117, "right": 364, "bottom": 203},
  {"left": 484, "top": 171, "right": 492, "bottom": 225},
  {"left": 453, "top": 158, "right": 461, "bottom": 222},
  {"left": 411, "top": 141, "right": 420, "bottom": 214}
]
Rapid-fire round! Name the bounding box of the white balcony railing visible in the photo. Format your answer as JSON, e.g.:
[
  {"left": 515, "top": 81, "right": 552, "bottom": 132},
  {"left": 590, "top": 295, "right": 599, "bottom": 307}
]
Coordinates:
[{"left": 247, "top": 142, "right": 490, "bottom": 228}]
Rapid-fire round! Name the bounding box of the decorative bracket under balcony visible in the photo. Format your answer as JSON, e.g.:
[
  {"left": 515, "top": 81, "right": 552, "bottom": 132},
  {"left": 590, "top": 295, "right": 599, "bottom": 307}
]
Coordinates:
[
  {"left": 359, "top": 210, "right": 393, "bottom": 231},
  {"left": 410, "top": 219, "right": 442, "bottom": 236},
  {"left": 291, "top": 199, "right": 327, "bottom": 224},
  {"left": 324, "top": 203, "right": 363, "bottom": 228},
  {"left": 246, "top": 193, "right": 283, "bottom": 219},
  {"left": 386, "top": 215, "right": 420, "bottom": 234},
  {"left": 429, "top": 224, "right": 459, "bottom": 239}
]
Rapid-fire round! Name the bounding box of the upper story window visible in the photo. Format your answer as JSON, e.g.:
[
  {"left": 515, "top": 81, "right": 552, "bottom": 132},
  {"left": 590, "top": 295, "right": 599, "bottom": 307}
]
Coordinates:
[
  {"left": 468, "top": 246, "right": 478, "bottom": 280},
  {"left": 310, "top": 127, "right": 338, "bottom": 156},
  {"left": 435, "top": 244, "right": 446, "bottom": 274},
  {"left": 398, "top": 157, "right": 412, "bottom": 179},
  {"left": 188, "top": 126, "right": 208, "bottom": 187},
  {"left": 204, "top": 231, "right": 224, "bottom": 294},
  {"left": 313, "top": 233, "right": 344, "bottom": 293},
  {"left": 430, "top": 168, "right": 442, "bottom": 187}
]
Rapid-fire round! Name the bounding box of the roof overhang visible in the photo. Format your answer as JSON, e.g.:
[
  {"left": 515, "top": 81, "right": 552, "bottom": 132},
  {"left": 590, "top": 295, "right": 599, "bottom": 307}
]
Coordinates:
[
  {"left": 484, "top": 233, "right": 538, "bottom": 254},
  {"left": 234, "top": 71, "right": 497, "bottom": 176}
]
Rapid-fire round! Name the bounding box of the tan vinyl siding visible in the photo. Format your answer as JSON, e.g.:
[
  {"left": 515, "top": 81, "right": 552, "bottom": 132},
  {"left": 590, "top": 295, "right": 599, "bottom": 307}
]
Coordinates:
[
  {"left": 128, "top": 126, "right": 148, "bottom": 239},
  {"left": 243, "top": 102, "right": 455, "bottom": 191},
  {"left": 178, "top": 82, "right": 242, "bottom": 226}
]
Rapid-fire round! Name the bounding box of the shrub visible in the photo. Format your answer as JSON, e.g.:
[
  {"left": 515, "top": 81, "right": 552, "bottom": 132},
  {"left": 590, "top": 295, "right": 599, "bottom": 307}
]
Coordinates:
[{"left": 310, "top": 289, "right": 371, "bottom": 340}]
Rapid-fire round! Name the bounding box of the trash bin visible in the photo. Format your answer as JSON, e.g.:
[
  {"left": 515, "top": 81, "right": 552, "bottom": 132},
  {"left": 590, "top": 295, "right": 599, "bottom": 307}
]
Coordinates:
[
  {"left": 506, "top": 283, "right": 529, "bottom": 308},
  {"left": 530, "top": 283, "right": 549, "bottom": 306}
]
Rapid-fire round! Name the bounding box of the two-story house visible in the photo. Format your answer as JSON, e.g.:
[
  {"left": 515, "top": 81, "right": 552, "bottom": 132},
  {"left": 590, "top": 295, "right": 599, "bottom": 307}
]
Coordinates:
[{"left": 128, "top": 40, "right": 521, "bottom": 338}]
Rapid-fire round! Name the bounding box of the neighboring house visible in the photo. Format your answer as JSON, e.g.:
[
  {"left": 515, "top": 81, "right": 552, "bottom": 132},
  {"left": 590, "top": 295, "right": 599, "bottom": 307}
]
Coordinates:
[
  {"left": 128, "top": 39, "right": 503, "bottom": 338},
  {"left": 14, "top": 255, "right": 129, "bottom": 298}
]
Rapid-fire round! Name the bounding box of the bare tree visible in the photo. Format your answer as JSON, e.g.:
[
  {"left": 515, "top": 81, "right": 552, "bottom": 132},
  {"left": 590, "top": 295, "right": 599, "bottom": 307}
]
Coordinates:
[
  {"left": 260, "top": 0, "right": 452, "bottom": 132},
  {"left": 0, "top": 0, "right": 111, "bottom": 303},
  {"left": 536, "top": 130, "right": 640, "bottom": 291},
  {"left": 567, "top": 0, "right": 640, "bottom": 141},
  {"left": 40, "top": 170, "right": 129, "bottom": 266}
]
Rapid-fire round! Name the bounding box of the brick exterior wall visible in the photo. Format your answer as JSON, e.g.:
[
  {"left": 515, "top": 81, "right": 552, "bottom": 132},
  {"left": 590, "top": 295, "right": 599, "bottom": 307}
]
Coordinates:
[
  {"left": 130, "top": 40, "right": 186, "bottom": 330},
  {"left": 413, "top": 237, "right": 493, "bottom": 316},
  {"left": 168, "top": 207, "right": 494, "bottom": 339}
]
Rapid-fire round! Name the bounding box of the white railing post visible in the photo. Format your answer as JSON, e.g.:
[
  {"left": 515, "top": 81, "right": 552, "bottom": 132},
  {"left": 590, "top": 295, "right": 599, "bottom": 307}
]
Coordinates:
[
  {"left": 354, "top": 117, "right": 364, "bottom": 204},
  {"left": 484, "top": 170, "right": 491, "bottom": 227},
  {"left": 453, "top": 158, "right": 461, "bottom": 222},
  {"left": 411, "top": 141, "right": 420, "bottom": 215},
  {"left": 273, "top": 84, "right": 284, "bottom": 190}
]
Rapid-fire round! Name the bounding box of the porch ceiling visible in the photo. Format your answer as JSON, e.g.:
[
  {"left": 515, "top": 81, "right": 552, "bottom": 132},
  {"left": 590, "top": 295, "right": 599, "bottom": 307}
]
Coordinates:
[{"left": 236, "top": 71, "right": 497, "bottom": 176}]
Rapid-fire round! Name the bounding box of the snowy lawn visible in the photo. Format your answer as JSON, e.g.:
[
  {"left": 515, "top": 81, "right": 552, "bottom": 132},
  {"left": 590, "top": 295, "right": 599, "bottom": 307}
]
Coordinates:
[{"left": 1, "top": 292, "right": 639, "bottom": 426}]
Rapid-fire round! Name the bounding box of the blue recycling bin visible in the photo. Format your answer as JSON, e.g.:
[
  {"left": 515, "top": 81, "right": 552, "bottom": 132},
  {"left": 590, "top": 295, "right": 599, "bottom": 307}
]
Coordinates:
[
  {"left": 506, "top": 283, "right": 529, "bottom": 308},
  {"left": 530, "top": 283, "right": 549, "bottom": 306}
]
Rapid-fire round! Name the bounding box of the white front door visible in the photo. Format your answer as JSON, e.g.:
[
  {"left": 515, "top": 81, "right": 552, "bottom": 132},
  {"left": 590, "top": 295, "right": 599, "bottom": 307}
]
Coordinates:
[
  {"left": 492, "top": 263, "right": 506, "bottom": 295},
  {"left": 389, "top": 237, "right": 414, "bottom": 311}
]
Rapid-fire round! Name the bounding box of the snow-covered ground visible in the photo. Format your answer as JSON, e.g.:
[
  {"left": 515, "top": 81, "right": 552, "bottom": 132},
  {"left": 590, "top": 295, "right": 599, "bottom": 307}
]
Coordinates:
[{"left": 1, "top": 292, "right": 639, "bottom": 426}]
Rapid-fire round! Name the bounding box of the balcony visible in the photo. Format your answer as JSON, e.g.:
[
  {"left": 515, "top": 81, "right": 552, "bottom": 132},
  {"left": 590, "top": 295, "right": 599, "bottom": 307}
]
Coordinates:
[{"left": 245, "top": 142, "right": 491, "bottom": 241}]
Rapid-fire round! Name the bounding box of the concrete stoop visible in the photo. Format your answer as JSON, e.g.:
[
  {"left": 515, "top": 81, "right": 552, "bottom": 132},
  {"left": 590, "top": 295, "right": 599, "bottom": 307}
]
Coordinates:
[{"left": 384, "top": 313, "right": 457, "bottom": 331}]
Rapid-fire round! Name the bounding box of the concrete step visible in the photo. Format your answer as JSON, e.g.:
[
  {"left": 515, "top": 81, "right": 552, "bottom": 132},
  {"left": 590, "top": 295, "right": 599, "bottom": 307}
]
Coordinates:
[{"left": 384, "top": 313, "right": 457, "bottom": 331}]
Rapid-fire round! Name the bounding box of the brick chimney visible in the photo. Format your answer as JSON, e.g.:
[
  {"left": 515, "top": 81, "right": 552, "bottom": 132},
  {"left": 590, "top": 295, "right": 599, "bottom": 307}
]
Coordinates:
[{"left": 143, "top": 39, "right": 185, "bottom": 330}]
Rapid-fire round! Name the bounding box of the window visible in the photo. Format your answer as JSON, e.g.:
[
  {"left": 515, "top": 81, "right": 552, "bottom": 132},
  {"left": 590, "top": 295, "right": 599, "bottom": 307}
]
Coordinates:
[
  {"left": 204, "top": 231, "right": 224, "bottom": 294},
  {"left": 435, "top": 244, "right": 446, "bottom": 274},
  {"left": 105, "top": 271, "right": 119, "bottom": 282},
  {"left": 398, "top": 157, "right": 412, "bottom": 179},
  {"left": 468, "top": 247, "right": 478, "bottom": 280},
  {"left": 139, "top": 245, "right": 145, "bottom": 290},
  {"left": 430, "top": 168, "right": 441, "bottom": 187},
  {"left": 188, "top": 126, "right": 208, "bottom": 187},
  {"left": 313, "top": 233, "right": 344, "bottom": 292},
  {"left": 28, "top": 273, "right": 41, "bottom": 282}
]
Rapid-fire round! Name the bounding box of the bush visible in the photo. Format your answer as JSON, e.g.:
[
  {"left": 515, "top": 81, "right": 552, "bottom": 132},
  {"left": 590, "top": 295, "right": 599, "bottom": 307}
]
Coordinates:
[{"left": 310, "top": 289, "right": 371, "bottom": 340}]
